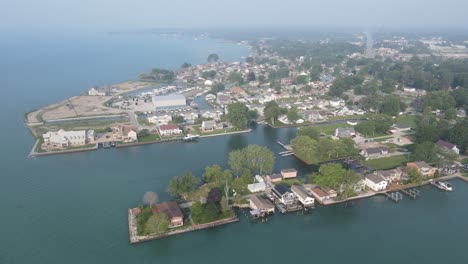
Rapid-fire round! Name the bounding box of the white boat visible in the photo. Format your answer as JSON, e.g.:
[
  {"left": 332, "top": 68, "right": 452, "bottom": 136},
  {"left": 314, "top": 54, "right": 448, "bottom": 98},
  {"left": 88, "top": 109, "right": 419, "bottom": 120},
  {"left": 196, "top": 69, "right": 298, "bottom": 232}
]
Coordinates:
[
  {"left": 183, "top": 134, "right": 200, "bottom": 141},
  {"left": 438, "top": 181, "right": 453, "bottom": 191}
]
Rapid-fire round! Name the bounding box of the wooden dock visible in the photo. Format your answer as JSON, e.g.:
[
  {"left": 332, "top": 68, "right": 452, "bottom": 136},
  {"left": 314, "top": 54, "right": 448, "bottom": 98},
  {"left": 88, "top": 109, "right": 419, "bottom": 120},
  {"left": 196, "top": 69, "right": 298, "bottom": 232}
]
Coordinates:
[
  {"left": 384, "top": 192, "right": 403, "bottom": 203},
  {"left": 400, "top": 188, "right": 420, "bottom": 199}
]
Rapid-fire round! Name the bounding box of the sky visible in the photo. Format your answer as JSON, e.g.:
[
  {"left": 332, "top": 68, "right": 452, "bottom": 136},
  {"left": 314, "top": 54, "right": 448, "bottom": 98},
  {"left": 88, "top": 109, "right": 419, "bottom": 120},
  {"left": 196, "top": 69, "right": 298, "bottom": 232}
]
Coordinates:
[{"left": 1, "top": 0, "right": 468, "bottom": 32}]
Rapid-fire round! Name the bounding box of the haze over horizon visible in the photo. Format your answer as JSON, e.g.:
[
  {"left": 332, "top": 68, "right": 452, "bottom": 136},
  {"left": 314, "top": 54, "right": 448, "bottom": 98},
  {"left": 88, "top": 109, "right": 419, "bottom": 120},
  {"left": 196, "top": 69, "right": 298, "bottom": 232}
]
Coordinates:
[{"left": 2, "top": 0, "right": 468, "bottom": 33}]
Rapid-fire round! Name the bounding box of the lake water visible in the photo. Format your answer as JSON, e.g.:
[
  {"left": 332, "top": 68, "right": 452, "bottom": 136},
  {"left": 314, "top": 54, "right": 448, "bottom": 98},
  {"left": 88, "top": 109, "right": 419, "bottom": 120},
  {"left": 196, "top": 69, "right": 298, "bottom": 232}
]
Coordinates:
[{"left": 1, "top": 32, "right": 467, "bottom": 264}]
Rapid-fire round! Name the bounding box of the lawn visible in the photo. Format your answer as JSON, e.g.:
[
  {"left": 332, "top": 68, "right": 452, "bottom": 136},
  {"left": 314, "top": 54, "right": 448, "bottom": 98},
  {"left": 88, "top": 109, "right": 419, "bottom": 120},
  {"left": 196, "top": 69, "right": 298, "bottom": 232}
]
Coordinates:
[
  {"left": 307, "top": 123, "right": 353, "bottom": 135},
  {"left": 192, "top": 125, "right": 241, "bottom": 136},
  {"left": 138, "top": 134, "right": 161, "bottom": 143},
  {"left": 395, "top": 115, "right": 418, "bottom": 127},
  {"left": 365, "top": 155, "right": 409, "bottom": 170},
  {"left": 137, "top": 117, "right": 152, "bottom": 126}
]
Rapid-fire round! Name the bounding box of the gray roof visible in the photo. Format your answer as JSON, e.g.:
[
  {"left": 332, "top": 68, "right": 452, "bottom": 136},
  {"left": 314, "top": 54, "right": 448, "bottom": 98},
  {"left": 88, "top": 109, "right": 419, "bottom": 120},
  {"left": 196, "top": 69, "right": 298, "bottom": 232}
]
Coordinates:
[
  {"left": 250, "top": 195, "right": 274, "bottom": 209},
  {"left": 366, "top": 173, "right": 386, "bottom": 184},
  {"left": 291, "top": 185, "right": 311, "bottom": 200}
]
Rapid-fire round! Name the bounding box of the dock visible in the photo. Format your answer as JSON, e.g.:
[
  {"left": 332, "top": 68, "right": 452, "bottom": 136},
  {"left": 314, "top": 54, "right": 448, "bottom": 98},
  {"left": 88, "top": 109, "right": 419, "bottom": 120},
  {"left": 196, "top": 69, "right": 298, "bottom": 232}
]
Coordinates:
[
  {"left": 277, "top": 141, "right": 292, "bottom": 151},
  {"left": 384, "top": 192, "right": 403, "bottom": 203},
  {"left": 400, "top": 188, "right": 420, "bottom": 199}
]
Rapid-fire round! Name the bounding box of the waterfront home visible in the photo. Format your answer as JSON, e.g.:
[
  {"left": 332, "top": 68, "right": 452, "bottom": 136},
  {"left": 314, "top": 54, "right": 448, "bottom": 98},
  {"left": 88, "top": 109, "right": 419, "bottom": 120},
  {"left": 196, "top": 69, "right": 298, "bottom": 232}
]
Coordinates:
[
  {"left": 147, "top": 113, "right": 172, "bottom": 125},
  {"left": 112, "top": 125, "right": 138, "bottom": 142},
  {"left": 334, "top": 127, "right": 356, "bottom": 138},
  {"left": 364, "top": 173, "right": 388, "bottom": 191},
  {"left": 360, "top": 147, "right": 390, "bottom": 160},
  {"left": 201, "top": 120, "right": 218, "bottom": 132},
  {"left": 303, "top": 110, "right": 324, "bottom": 122},
  {"left": 159, "top": 124, "right": 183, "bottom": 137},
  {"left": 310, "top": 187, "right": 331, "bottom": 203},
  {"left": 272, "top": 185, "right": 296, "bottom": 205},
  {"left": 390, "top": 123, "right": 412, "bottom": 133},
  {"left": 88, "top": 87, "right": 106, "bottom": 96},
  {"left": 281, "top": 168, "right": 298, "bottom": 179},
  {"left": 152, "top": 201, "right": 183, "bottom": 228},
  {"left": 42, "top": 129, "right": 94, "bottom": 149},
  {"left": 248, "top": 182, "right": 267, "bottom": 193},
  {"left": 291, "top": 185, "right": 314, "bottom": 206},
  {"left": 436, "top": 139, "right": 460, "bottom": 155},
  {"left": 267, "top": 173, "right": 282, "bottom": 183},
  {"left": 407, "top": 161, "right": 438, "bottom": 177},
  {"left": 249, "top": 195, "right": 275, "bottom": 214},
  {"left": 374, "top": 168, "right": 403, "bottom": 182}
]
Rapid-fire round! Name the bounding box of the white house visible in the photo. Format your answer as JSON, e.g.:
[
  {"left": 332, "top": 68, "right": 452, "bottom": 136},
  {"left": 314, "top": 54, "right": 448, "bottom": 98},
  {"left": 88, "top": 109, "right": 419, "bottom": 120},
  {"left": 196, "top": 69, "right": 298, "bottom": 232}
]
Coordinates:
[
  {"left": 42, "top": 129, "right": 94, "bottom": 149},
  {"left": 88, "top": 88, "right": 106, "bottom": 96},
  {"left": 272, "top": 185, "right": 296, "bottom": 205},
  {"left": 360, "top": 147, "right": 390, "bottom": 160},
  {"left": 364, "top": 174, "right": 388, "bottom": 191},
  {"left": 291, "top": 185, "right": 314, "bottom": 206},
  {"left": 158, "top": 124, "right": 182, "bottom": 137},
  {"left": 247, "top": 182, "right": 267, "bottom": 193}
]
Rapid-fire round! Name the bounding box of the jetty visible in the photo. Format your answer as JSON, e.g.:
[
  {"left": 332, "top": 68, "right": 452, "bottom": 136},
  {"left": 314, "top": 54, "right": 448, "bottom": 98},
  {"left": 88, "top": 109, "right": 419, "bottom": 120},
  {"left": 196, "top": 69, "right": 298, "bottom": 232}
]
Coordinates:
[
  {"left": 384, "top": 192, "right": 403, "bottom": 203},
  {"left": 400, "top": 188, "right": 420, "bottom": 199}
]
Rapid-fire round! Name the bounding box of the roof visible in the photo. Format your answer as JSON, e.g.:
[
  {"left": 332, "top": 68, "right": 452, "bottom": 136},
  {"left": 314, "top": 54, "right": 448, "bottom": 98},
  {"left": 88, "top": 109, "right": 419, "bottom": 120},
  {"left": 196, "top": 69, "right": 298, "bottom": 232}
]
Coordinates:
[
  {"left": 152, "top": 94, "right": 186, "bottom": 101},
  {"left": 436, "top": 139, "right": 456, "bottom": 150},
  {"left": 311, "top": 187, "right": 329, "bottom": 198},
  {"left": 269, "top": 173, "right": 282, "bottom": 179},
  {"left": 250, "top": 195, "right": 274, "bottom": 209},
  {"left": 159, "top": 124, "right": 180, "bottom": 130},
  {"left": 366, "top": 173, "right": 386, "bottom": 184},
  {"left": 291, "top": 185, "right": 310, "bottom": 200},
  {"left": 408, "top": 161, "right": 432, "bottom": 169},
  {"left": 364, "top": 147, "right": 389, "bottom": 155},
  {"left": 281, "top": 168, "right": 297, "bottom": 173},
  {"left": 273, "top": 184, "right": 290, "bottom": 195},
  {"left": 153, "top": 201, "right": 183, "bottom": 219}
]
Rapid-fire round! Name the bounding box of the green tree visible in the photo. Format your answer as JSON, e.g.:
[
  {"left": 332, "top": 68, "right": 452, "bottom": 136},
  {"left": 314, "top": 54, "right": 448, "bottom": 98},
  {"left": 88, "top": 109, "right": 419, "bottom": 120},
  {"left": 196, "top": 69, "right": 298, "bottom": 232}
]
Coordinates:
[
  {"left": 264, "top": 101, "right": 282, "bottom": 125},
  {"left": 286, "top": 108, "right": 300, "bottom": 123},
  {"left": 447, "top": 118, "right": 468, "bottom": 153},
  {"left": 207, "top": 53, "right": 219, "bottom": 62},
  {"left": 210, "top": 83, "right": 225, "bottom": 94},
  {"left": 444, "top": 108, "right": 457, "bottom": 120},
  {"left": 229, "top": 149, "right": 244, "bottom": 178},
  {"left": 311, "top": 163, "right": 360, "bottom": 199},
  {"left": 298, "top": 127, "right": 320, "bottom": 140},
  {"left": 247, "top": 110, "right": 259, "bottom": 120},
  {"left": 228, "top": 72, "right": 244, "bottom": 84},
  {"left": 202, "top": 70, "right": 216, "bottom": 79},
  {"left": 167, "top": 172, "right": 199, "bottom": 197},
  {"left": 405, "top": 167, "right": 423, "bottom": 184},
  {"left": 181, "top": 62, "right": 192, "bottom": 68},
  {"left": 296, "top": 75, "right": 309, "bottom": 85},
  {"left": 171, "top": 115, "right": 185, "bottom": 124},
  {"left": 144, "top": 213, "right": 169, "bottom": 235},
  {"left": 226, "top": 102, "right": 249, "bottom": 129}
]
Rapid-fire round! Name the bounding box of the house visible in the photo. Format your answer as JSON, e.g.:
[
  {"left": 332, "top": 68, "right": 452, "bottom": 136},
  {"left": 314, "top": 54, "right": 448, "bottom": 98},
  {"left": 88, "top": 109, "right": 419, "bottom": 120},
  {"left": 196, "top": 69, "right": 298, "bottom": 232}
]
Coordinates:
[
  {"left": 152, "top": 201, "right": 183, "bottom": 228},
  {"left": 281, "top": 168, "right": 297, "bottom": 179},
  {"left": 249, "top": 195, "right": 275, "bottom": 214},
  {"left": 112, "top": 125, "right": 138, "bottom": 142},
  {"left": 272, "top": 185, "right": 296, "bottom": 205},
  {"left": 407, "top": 161, "right": 438, "bottom": 177},
  {"left": 360, "top": 147, "right": 390, "bottom": 160},
  {"left": 147, "top": 114, "right": 172, "bottom": 126},
  {"left": 303, "top": 110, "right": 323, "bottom": 121},
  {"left": 375, "top": 168, "right": 403, "bottom": 182},
  {"left": 247, "top": 182, "right": 267, "bottom": 193},
  {"left": 230, "top": 86, "right": 245, "bottom": 94},
  {"left": 334, "top": 127, "right": 355, "bottom": 138},
  {"left": 88, "top": 87, "right": 106, "bottom": 96},
  {"left": 329, "top": 98, "right": 345, "bottom": 107},
  {"left": 390, "top": 123, "right": 412, "bottom": 133},
  {"left": 309, "top": 187, "right": 331, "bottom": 203},
  {"left": 42, "top": 129, "right": 94, "bottom": 149},
  {"left": 267, "top": 173, "right": 282, "bottom": 183},
  {"left": 436, "top": 139, "right": 460, "bottom": 155},
  {"left": 159, "top": 124, "right": 182, "bottom": 137},
  {"left": 216, "top": 94, "right": 232, "bottom": 106},
  {"left": 201, "top": 120, "right": 217, "bottom": 132},
  {"left": 364, "top": 173, "right": 388, "bottom": 191},
  {"left": 291, "top": 185, "right": 314, "bottom": 206}
]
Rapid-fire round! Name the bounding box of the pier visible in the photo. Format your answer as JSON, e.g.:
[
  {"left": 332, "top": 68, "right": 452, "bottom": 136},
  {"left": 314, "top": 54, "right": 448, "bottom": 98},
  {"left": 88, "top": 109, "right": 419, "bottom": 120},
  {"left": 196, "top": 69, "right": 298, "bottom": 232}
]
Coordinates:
[
  {"left": 400, "top": 188, "right": 420, "bottom": 199},
  {"left": 384, "top": 192, "right": 403, "bottom": 203}
]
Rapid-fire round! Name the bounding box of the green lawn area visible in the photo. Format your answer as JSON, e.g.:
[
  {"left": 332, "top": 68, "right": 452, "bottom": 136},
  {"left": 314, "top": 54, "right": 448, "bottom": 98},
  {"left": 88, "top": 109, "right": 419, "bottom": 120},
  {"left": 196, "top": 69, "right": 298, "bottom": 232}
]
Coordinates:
[
  {"left": 308, "top": 123, "right": 353, "bottom": 135},
  {"left": 192, "top": 125, "right": 240, "bottom": 136},
  {"left": 395, "top": 115, "right": 418, "bottom": 127},
  {"left": 365, "top": 155, "right": 409, "bottom": 170},
  {"left": 137, "top": 117, "right": 152, "bottom": 126},
  {"left": 275, "top": 178, "right": 304, "bottom": 187},
  {"left": 138, "top": 134, "right": 161, "bottom": 143}
]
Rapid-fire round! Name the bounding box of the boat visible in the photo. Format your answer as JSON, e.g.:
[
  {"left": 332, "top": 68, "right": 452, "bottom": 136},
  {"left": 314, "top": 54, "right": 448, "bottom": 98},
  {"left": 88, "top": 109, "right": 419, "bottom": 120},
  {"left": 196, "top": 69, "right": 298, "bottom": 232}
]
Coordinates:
[
  {"left": 438, "top": 181, "right": 453, "bottom": 191},
  {"left": 183, "top": 134, "right": 200, "bottom": 141},
  {"left": 347, "top": 120, "right": 359, "bottom": 126}
]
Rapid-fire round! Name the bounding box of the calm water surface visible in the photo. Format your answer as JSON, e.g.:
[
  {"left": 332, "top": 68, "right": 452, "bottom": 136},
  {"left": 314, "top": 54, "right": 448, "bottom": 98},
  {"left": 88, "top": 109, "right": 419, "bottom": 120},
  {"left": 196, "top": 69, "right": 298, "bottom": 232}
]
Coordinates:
[{"left": 0, "top": 32, "right": 467, "bottom": 264}]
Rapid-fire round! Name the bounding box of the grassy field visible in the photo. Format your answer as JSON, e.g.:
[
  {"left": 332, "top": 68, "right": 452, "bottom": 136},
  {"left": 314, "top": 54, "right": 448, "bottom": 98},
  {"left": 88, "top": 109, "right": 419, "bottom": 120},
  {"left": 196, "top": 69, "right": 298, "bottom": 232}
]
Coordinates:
[
  {"left": 138, "top": 134, "right": 161, "bottom": 143},
  {"left": 365, "top": 155, "right": 409, "bottom": 170},
  {"left": 307, "top": 123, "right": 353, "bottom": 135},
  {"left": 395, "top": 115, "right": 418, "bottom": 127},
  {"left": 192, "top": 125, "right": 240, "bottom": 136}
]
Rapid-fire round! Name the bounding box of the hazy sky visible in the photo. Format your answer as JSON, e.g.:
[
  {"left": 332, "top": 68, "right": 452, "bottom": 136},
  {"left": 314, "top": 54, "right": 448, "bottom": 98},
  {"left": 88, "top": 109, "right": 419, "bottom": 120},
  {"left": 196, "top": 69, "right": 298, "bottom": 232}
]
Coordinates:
[{"left": 2, "top": 0, "right": 467, "bottom": 32}]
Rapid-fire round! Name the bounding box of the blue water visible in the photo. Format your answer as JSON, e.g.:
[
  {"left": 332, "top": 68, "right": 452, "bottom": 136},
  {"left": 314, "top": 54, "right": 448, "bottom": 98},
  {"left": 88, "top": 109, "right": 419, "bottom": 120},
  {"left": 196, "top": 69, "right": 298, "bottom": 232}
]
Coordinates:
[{"left": 1, "top": 32, "right": 468, "bottom": 264}]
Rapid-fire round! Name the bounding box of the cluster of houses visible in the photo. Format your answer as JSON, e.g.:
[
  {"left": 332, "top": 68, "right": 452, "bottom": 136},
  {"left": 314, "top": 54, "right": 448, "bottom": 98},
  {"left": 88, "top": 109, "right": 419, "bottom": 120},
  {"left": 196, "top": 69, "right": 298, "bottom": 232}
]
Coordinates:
[{"left": 247, "top": 169, "right": 298, "bottom": 193}]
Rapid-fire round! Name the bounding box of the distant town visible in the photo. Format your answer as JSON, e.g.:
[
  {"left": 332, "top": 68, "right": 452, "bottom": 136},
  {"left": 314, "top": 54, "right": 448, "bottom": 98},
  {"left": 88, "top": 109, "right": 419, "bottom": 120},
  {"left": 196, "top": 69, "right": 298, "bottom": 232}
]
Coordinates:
[{"left": 23, "top": 31, "right": 468, "bottom": 242}]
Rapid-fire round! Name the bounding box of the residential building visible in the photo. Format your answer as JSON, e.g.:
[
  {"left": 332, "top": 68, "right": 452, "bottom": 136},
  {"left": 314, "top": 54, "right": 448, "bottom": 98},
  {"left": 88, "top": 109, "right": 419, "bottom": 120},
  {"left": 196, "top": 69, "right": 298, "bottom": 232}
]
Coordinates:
[
  {"left": 152, "top": 201, "right": 183, "bottom": 228},
  {"left": 266, "top": 173, "right": 282, "bottom": 183},
  {"left": 310, "top": 187, "right": 331, "bottom": 203},
  {"left": 42, "top": 129, "right": 94, "bottom": 148},
  {"left": 159, "top": 124, "right": 182, "bottom": 137},
  {"left": 436, "top": 139, "right": 460, "bottom": 155},
  {"left": 390, "top": 123, "right": 412, "bottom": 133},
  {"left": 272, "top": 185, "right": 296, "bottom": 205},
  {"left": 334, "top": 127, "right": 356, "bottom": 138},
  {"left": 360, "top": 147, "right": 390, "bottom": 160},
  {"left": 407, "top": 161, "right": 438, "bottom": 177},
  {"left": 247, "top": 182, "right": 267, "bottom": 193},
  {"left": 281, "top": 168, "right": 298, "bottom": 179},
  {"left": 374, "top": 168, "right": 403, "bottom": 182},
  {"left": 291, "top": 185, "right": 314, "bottom": 206},
  {"left": 364, "top": 174, "right": 388, "bottom": 191},
  {"left": 201, "top": 120, "right": 219, "bottom": 132},
  {"left": 249, "top": 195, "right": 275, "bottom": 214},
  {"left": 303, "top": 110, "right": 323, "bottom": 121},
  {"left": 112, "top": 125, "right": 138, "bottom": 142}
]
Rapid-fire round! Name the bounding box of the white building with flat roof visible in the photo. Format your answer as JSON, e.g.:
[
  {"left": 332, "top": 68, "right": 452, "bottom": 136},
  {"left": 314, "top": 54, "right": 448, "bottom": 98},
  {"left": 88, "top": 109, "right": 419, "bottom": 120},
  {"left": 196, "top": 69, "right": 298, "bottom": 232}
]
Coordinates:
[
  {"left": 152, "top": 94, "right": 186, "bottom": 110},
  {"left": 42, "top": 129, "right": 94, "bottom": 148}
]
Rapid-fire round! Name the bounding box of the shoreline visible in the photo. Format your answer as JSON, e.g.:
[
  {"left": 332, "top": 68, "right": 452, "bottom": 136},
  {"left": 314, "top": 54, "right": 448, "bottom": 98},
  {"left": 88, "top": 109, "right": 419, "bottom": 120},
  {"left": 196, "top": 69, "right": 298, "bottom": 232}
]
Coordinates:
[{"left": 128, "top": 208, "right": 239, "bottom": 244}]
